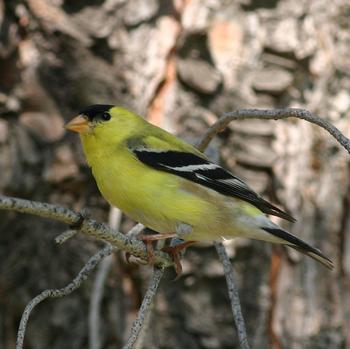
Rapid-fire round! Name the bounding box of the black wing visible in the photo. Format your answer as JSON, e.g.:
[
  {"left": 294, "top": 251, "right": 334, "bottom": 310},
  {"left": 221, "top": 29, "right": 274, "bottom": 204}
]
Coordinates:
[
  {"left": 133, "top": 148, "right": 296, "bottom": 222},
  {"left": 262, "top": 227, "right": 333, "bottom": 269}
]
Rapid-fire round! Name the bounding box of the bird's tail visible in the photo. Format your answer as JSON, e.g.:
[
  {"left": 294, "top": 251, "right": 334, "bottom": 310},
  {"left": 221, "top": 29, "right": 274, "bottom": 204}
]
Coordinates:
[{"left": 262, "top": 227, "right": 334, "bottom": 270}]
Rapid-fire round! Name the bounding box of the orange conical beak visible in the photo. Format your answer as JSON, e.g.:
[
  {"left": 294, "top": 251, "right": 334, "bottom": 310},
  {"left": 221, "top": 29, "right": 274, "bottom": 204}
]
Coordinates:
[{"left": 64, "top": 115, "right": 90, "bottom": 133}]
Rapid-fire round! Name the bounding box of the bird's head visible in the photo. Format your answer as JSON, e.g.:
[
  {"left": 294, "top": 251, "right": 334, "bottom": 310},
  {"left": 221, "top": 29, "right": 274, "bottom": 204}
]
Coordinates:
[{"left": 65, "top": 104, "right": 144, "bottom": 141}]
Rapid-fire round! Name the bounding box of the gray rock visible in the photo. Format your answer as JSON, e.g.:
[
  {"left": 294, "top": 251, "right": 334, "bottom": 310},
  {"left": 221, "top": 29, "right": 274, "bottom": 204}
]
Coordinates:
[
  {"left": 123, "top": 0, "right": 158, "bottom": 26},
  {"left": 177, "top": 58, "right": 222, "bottom": 94},
  {"left": 252, "top": 68, "right": 293, "bottom": 94}
]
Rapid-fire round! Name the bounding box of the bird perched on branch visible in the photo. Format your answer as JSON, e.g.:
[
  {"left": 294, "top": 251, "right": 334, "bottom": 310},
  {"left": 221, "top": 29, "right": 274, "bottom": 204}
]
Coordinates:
[{"left": 65, "top": 104, "right": 333, "bottom": 274}]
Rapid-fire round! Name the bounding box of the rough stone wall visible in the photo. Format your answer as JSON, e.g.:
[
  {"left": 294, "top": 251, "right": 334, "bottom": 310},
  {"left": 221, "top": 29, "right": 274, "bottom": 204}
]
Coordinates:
[{"left": 1, "top": 0, "right": 349, "bottom": 348}]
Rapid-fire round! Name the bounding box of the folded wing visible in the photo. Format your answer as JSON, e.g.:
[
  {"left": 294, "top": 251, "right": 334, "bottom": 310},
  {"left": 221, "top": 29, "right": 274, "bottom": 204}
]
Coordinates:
[{"left": 133, "top": 148, "right": 296, "bottom": 222}]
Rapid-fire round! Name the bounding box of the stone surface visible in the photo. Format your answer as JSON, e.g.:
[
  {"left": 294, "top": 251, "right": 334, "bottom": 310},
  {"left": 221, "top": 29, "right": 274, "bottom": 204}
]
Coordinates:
[
  {"left": 208, "top": 20, "right": 244, "bottom": 88},
  {"left": 252, "top": 68, "right": 294, "bottom": 94},
  {"left": 19, "top": 111, "right": 65, "bottom": 142},
  {"left": 44, "top": 145, "right": 79, "bottom": 183},
  {"left": 123, "top": 0, "right": 158, "bottom": 26},
  {"left": 177, "top": 58, "right": 221, "bottom": 94}
]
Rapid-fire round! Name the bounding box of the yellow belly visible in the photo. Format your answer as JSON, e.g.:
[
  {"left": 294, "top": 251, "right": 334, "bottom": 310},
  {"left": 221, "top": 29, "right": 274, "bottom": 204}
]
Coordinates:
[
  {"left": 89, "top": 150, "right": 235, "bottom": 240},
  {"left": 79, "top": 121, "right": 264, "bottom": 242}
]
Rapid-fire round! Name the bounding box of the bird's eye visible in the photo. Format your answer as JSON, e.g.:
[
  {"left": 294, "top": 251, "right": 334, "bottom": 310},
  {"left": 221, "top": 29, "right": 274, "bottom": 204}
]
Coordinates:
[{"left": 101, "top": 112, "right": 111, "bottom": 121}]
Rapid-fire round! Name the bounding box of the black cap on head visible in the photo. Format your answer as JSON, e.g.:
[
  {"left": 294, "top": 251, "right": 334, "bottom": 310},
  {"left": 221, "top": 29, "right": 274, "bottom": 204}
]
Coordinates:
[{"left": 79, "top": 104, "right": 114, "bottom": 121}]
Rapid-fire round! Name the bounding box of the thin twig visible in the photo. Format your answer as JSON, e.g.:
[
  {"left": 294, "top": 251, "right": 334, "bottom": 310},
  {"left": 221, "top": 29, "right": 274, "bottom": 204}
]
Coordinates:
[
  {"left": 55, "top": 229, "right": 78, "bottom": 244},
  {"left": 214, "top": 242, "right": 250, "bottom": 349},
  {"left": 198, "top": 116, "right": 252, "bottom": 349},
  {"left": 108, "top": 206, "right": 123, "bottom": 230},
  {"left": 89, "top": 207, "right": 122, "bottom": 349},
  {"left": 0, "top": 195, "right": 173, "bottom": 268},
  {"left": 197, "top": 108, "right": 350, "bottom": 349},
  {"left": 89, "top": 251, "right": 114, "bottom": 349},
  {"left": 16, "top": 244, "right": 114, "bottom": 349},
  {"left": 197, "top": 108, "right": 350, "bottom": 153},
  {"left": 126, "top": 223, "right": 145, "bottom": 239},
  {"left": 122, "top": 267, "right": 164, "bottom": 349}
]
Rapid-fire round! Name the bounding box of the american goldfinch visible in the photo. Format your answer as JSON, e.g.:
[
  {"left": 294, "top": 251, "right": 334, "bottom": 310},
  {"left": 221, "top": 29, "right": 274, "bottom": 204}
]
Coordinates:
[{"left": 65, "top": 104, "right": 333, "bottom": 271}]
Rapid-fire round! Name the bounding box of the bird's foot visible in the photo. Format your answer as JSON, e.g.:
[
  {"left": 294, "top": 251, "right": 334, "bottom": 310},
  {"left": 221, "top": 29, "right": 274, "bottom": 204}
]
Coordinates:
[
  {"left": 137, "top": 233, "right": 177, "bottom": 264},
  {"left": 162, "top": 240, "right": 196, "bottom": 277}
]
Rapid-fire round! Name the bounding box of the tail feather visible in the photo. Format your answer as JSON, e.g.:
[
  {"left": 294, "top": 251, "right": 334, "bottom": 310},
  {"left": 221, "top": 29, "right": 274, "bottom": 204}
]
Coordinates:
[
  {"left": 262, "top": 227, "right": 334, "bottom": 270},
  {"left": 255, "top": 199, "right": 296, "bottom": 223}
]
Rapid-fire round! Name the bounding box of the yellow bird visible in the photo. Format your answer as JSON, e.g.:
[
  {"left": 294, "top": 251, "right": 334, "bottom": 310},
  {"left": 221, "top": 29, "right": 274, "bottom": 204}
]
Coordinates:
[{"left": 65, "top": 105, "right": 333, "bottom": 272}]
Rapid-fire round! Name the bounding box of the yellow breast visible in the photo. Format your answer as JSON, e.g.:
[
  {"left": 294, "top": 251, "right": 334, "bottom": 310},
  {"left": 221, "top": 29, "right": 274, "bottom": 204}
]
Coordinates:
[
  {"left": 84, "top": 139, "right": 210, "bottom": 234},
  {"left": 80, "top": 132, "right": 253, "bottom": 241}
]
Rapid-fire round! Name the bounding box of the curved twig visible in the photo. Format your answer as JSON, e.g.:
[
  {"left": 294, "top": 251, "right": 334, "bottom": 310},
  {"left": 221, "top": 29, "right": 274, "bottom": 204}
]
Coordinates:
[
  {"left": 89, "top": 207, "right": 121, "bottom": 349},
  {"left": 122, "top": 267, "right": 165, "bottom": 349},
  {"left": 197, "top": 108, "right": 350, "bottom": 153},
  {"left": 197, "top": 107, "right": 350, "bottom": 349},
  {"left": 89, "top": 254, "right": 114, "bottom": 349},
  {"left": 214, "top": 242, "right": 250, "bottom": 349},
  {"left": 16, "top": 244, "right": 114, "bottom": 349}
]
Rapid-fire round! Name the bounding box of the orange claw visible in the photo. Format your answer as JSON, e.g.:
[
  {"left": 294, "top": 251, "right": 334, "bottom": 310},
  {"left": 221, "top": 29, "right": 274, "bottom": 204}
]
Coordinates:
[
  {"left": 129, "top": 233, "right": 196, "bottom": 276},
  {"left": 137, "top": 233, "right": 177, "bottom": 264},
  {"left": 162, "top": 240, "right": 196, "bottom": 277}
]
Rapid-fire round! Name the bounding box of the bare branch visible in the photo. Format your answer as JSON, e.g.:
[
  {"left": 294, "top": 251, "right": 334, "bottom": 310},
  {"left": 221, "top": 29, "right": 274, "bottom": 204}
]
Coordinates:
[
  {"left": 108, "top": 206, "right": 122, "bottom": 230},
  {"left": 126, "top": 223, "right": 145, "bottom": 239},
  {"left": 197, "top": 108, "right": 350, "bottom": 153},
  {"left": 16, "top": 244, "right": 114, "bottom": 349},
  {"left": 89, "top": 207, "right": 121, "bottom": 349},
  {"left": 122, "top": 267, "right": 164, "bottom": 349},
  {"left": 197, "top": 107, "right": 350, "bottom": 349},
  {"left": 89, "top": 253, "right": 114, "bottom": 349},
  {"left": 0, "top": 195, "right": 173, "bottom": 268},
  {"left": 55, "top": 229, "right": 78, "bottom": 244},
  {"left": 214, "top": 242, "right": 250, "bottom": 349}
]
